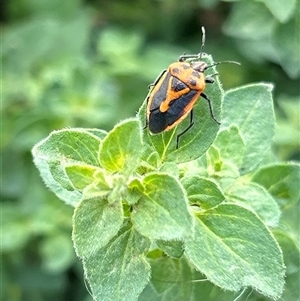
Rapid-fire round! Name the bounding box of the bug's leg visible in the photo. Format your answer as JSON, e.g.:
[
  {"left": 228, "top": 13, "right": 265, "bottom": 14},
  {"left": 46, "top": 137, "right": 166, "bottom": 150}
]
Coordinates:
[
  {"left": 179, "top": 53, "right": 206, "bottom": 62},
  {"left": 205, "top": 77, "right": 215, "bottom": 84},
  {"left": 200, "top": 92, "right": 221, "bottom": 125},
  {"left": 143, "top": 118, "right": 148, "bottom": 130},
  {"left": 176, "top": 109, "right": 194, "bottom": 149},
  {"left": 205, "top": 73, "right": 218, "bottom": 84},
  {"left": 179, "top": 54, "right": 198, "bottom": 62},
  {"left": 178, "top": 52, "right": 187, "bottom": 62}
]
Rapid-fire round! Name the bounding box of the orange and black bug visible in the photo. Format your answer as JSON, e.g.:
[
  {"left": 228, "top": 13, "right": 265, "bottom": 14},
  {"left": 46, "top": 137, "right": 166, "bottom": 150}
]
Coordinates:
[{"left": 145, "top": 27, "right": 240, "bottom": 149}]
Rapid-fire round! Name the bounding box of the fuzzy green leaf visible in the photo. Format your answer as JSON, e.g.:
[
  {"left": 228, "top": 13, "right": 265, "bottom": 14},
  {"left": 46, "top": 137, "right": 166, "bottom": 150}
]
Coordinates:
[
  {"left": 126, "top": 178, "right": 145, "bottom": 205},
  {"left": 226, "top": 182, "right": 280, "bottom": 227},
  {"left": 32, "top": 128, "right": 102, "bottom": 206},
  {"left": 131, "top": 173, "right": 192, "bottom": 240},
  {"left": 73, "top": 198, "right": 123, "bottom": 258},
  {"left": 141, "top": 257, "right": 197, "bottom": 300},
  {"left": 140, "top": 256, "right": 237, "bottom": 301},
  {"left": 207, "top": 125, "right": 245, "bottom": 177},
  {"left": 65, "top": 164, "right": 99, "bottom": 190},
  {"left": 222, "top": 83, "right": 275, "bottom": 174},
  {"left": 251, "top": 162, "right": 300, "bottom": 209},
  {"left": 156, "top": 240, "right": 184, "bottom": 259},
  {"left": 83, "top": 221, "right": 151, "bottom": 301},
  {"left": 185, "top": 204, "right": 285, "bottom": 299},
  {"left": 85, "top": 129, "right": 107, "bottom": 140},
  {"left": 99, "top": 118, "right": 143, "bottom": 175},
  {"left": 158, "top": 162, "right": 179, "bottom": 176},
  {"left": 181, "top": 176, "right": 225, "bottom": 209}
]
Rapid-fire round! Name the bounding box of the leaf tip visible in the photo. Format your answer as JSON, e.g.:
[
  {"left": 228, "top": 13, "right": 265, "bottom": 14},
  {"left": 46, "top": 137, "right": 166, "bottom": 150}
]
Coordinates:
[{"left": 267, "top": 83, "right": 274, "bottom": 92}]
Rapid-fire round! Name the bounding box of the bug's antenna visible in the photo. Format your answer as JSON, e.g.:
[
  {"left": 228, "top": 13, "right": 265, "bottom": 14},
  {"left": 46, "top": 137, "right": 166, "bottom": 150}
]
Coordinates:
[
  {"left": 206, "top": 61, "right": 241, "bottom": 70},
  {"left": 199, "top": 26, "right": 206, "bottom": 60}
]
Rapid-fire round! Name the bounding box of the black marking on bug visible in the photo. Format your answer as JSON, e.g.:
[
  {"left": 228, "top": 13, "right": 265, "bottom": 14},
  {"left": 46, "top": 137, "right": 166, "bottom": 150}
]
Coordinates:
[
  {"left": 148, "top": 90, "right": 198, "bottom": 134},
  {"left": 171, "top": 77, "right": 188, "bottom": 92},
  {"left": 189, "top": 79, "right": 197, "bottom": 86},
  {"left": 149, "top": 72, "right": 171, "bottom": 110},
  {"left": 166, "top": 90, "right": 198, "bottom": 125},
  {"left": 172, "top": 67, "right": 180, "bottom": 74},
  {"left": 192, "top": 70, "right": 201, "bottom": 78},
  {"left": 148, "top": 109, "right": 168, "bottom": 133}
]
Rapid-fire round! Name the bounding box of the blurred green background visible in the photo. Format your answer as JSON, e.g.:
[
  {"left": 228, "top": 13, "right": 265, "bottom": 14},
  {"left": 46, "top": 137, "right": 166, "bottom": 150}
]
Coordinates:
[{"left": 1, "top": 0, "right": 299, "bottom": 300}]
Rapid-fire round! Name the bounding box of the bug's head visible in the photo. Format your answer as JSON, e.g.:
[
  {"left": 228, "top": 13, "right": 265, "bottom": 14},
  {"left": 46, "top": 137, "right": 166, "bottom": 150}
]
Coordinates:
[{"left": 190, "top": 61, "right": 207, "bottom": 73}]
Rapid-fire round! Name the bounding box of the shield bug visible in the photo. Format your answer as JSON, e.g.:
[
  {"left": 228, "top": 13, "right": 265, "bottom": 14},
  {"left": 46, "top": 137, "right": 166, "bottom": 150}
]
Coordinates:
[{"left": 145, "top": 26, "right": 240, "bottom": 149}]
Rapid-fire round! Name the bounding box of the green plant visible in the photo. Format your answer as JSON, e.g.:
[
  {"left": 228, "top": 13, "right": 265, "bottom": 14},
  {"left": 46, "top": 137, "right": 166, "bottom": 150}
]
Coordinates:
[
  {"left": 32, "top": 54, "right": 299, "bottom": 301},
  {"left": 223, "top": 0, "right": 300, "bottom": 79}
]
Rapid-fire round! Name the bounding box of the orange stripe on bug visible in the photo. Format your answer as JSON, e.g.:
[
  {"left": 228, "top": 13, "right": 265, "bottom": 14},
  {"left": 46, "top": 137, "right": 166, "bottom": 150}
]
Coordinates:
[{"left": 144, "top": 26, "right": 240, "bottom": 149}]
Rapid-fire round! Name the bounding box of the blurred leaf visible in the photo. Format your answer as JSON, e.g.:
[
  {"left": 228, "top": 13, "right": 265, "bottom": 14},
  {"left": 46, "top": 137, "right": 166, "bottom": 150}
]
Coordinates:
[
  {"left": 0, "top": 150, "right": 27, "bottom": 198},
  {"left": 223, "top": 1, "right": 276, "bottom": 39},
  {"left": 274, "top": 231, "right": 300, "bottom": 301},
  {"left": 223, "top": 1, "right": 300, "bottom": 78},
  {"left": 198, "top": 0, "right": 219, "bottom": 9},
  {"left": 251, "top": 162, "right": 300, "bottom": 209},
  {"left": 26, "top": 0, "right": 82, "bottom": 19},
  {"left": 6, "top": 263, "right": 67, "bottom": 298},
  {"left": 274, "top": 96, "right": 300, "bottom": 160},
  {"left": 2, "top": 12, "right": 91, "bottom": 73},
  {"left": 97, "top": 28, "right": 144, "bottom": 75},
  {"left": 256, "top": 0, "right": 297, "bottom": 23},
  {"left": 40, "top": 233, "right": 75, "bottom": 273},
  {"left": 1, "top": 204, "right": 31, "bottom": 251},
  {"left": 29, "top": 194, "right": 73, "bottom": 234},
  {"left": 234, "top": 37, "right": 279, "bottom": 64},
  {"left": 185, "top": 204, "right": 285, "bottom": 299},
  {"left": 273, "top": 16, "right": 300, "bottom": 78},
  {"left": 141, "top": 44, "right": 184, "bottom": 82}
]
